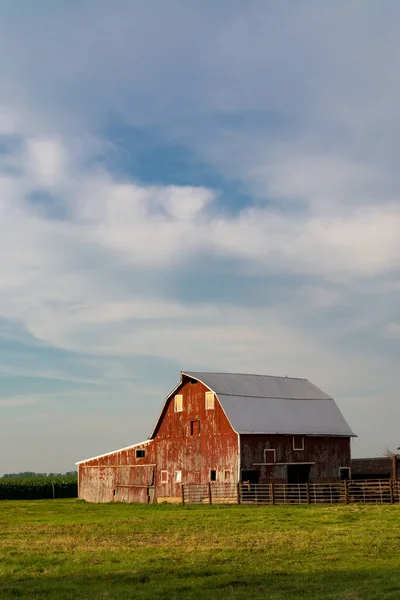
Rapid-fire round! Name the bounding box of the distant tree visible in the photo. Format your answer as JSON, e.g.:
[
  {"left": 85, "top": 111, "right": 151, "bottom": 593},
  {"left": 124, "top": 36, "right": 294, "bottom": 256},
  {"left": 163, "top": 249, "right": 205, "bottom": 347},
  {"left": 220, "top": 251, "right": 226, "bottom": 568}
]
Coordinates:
[
  {"left": 1, "top": 471, "right": 77, "bottom": 479},
  {"left": 2, "top": 472, "right": 46, "bottom": 479},
  {"left": 382, "top": 446, "right": 396, "bottom": 458}
]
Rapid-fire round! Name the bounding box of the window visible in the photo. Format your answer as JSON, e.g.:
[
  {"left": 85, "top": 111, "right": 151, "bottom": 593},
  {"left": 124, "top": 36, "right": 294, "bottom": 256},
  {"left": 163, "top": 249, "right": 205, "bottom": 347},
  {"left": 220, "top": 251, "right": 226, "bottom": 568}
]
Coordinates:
[
  {"left": 136, "top": 449, "right": 146, "bottom": 458},
  {"left": 264, "top": 449, "right": 276, "bottom": 464},
  {"left": 175, "top": 470, "right": 182, "bottom": 483},
  {"left": 205, "top": 391, "right": 215, "bottom": 410},
  {"left": 161, "top": 470, "right": 168, "bottom": 483},
  {"left": 224, "top": 471, "right": 231, "bottom": 482},
  {"left": 174, "top": 394, "right": 183, "bottom": 412},
  {"left": 339, "top": 467, "right": 351, "bottom": 481},
  {"left": 190, "top": 420, "right": 200, "bottom": 435},
  {"left": 210, "top": 470, "right": 217, "bottom": 482},
  {"left": 293, "top": 435, "right": 304, "bottom": 451}
]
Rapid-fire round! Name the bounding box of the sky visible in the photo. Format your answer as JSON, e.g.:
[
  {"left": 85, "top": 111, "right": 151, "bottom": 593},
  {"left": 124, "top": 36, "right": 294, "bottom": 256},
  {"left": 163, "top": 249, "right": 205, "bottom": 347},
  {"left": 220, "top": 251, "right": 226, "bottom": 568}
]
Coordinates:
[{"left": 0, "top": 1, "right": 399, "bottom": 474}]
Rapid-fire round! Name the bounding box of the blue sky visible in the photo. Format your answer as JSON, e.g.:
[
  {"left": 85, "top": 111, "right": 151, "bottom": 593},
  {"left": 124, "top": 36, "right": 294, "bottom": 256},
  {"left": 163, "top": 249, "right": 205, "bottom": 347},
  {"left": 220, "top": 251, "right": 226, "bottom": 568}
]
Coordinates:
[{"left": 0, "top": 1, "right": 399, "bottom": 474}]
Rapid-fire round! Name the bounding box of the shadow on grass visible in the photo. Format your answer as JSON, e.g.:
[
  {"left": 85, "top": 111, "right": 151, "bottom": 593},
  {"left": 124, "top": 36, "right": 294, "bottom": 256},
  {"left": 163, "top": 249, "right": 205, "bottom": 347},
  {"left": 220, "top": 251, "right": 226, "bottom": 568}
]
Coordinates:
[{"left": 1, "top": 567, "right": 400, "bottom": 600}]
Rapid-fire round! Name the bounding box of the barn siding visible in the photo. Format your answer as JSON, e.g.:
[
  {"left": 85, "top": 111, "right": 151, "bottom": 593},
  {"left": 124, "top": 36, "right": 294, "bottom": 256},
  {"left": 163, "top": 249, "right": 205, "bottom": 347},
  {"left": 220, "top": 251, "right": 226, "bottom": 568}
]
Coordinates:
[
  {"left": 155, "top": 380, "right": 238, "bottom": 500},
  {"left": 78, "top": 380, "right": 239, "bottom": 503},
  {"left": 240, "top": 434, "right": 351, "bottom": 483},
  {"left": 78, "top": 441, "right": 156, "bottom": 503}
]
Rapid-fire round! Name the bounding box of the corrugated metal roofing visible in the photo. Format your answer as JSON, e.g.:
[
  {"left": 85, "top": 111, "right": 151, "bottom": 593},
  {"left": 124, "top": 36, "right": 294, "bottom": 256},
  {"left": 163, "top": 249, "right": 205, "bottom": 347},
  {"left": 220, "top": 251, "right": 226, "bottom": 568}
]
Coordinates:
[
  {"left": 183, "top": 371, "right": 356, "bottom": 437},
  {"left": 184, "top": 372, "right": 332, "bottom": 399}
]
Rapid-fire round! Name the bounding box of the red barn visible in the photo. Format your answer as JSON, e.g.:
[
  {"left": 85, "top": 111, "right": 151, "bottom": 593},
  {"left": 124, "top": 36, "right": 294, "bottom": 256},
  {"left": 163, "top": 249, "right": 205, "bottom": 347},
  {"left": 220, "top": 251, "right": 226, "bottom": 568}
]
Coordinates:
[{"left": 77, "top": 371, "right": 356, "bottom": 503}]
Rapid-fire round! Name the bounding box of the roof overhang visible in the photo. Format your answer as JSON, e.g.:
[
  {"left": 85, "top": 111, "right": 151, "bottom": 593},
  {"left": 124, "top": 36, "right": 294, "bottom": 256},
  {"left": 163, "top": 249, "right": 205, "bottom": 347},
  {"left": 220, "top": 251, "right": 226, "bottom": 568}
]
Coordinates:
[
  {"left": 238, "top": 432, "right": 357, "bottom": 437},
  {"left": 76, "top": 439, "right": 152, "bottom": 465}
]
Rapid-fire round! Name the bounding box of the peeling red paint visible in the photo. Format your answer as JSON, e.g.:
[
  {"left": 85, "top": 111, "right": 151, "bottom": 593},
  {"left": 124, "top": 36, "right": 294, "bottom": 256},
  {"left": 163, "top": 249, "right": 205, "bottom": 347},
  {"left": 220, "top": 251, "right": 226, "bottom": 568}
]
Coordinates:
[{"left": 78, "top": 379, "right": 238, "bottom": 503}]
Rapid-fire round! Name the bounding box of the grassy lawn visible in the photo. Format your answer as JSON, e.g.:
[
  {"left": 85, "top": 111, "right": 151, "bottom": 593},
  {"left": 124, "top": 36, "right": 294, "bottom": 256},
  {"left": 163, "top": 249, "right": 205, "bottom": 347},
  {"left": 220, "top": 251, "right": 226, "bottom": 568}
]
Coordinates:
[{"left": 0, "top": 500, "right": 400, "bottom": 599}]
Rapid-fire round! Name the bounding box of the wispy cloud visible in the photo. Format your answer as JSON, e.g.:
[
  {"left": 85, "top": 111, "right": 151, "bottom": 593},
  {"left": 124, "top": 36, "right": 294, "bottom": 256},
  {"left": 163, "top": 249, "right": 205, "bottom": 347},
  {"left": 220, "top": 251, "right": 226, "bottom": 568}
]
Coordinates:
[{"left": 0, "top": 396, "right": 37, "bottom": 408}]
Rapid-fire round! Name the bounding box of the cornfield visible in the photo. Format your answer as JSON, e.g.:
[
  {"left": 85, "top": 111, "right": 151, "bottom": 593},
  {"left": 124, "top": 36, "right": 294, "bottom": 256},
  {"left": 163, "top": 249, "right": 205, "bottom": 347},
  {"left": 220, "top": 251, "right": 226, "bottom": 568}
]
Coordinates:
[{"left": 0, "top": 475, "right": 77, "bottom": 500}]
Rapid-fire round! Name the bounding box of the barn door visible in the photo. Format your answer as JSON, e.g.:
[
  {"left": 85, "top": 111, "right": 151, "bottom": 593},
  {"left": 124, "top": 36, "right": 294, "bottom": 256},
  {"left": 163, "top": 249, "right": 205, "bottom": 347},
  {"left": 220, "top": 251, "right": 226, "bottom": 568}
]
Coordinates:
[{"left": 287, "top": 464, "right": 311, "bottom": 484}]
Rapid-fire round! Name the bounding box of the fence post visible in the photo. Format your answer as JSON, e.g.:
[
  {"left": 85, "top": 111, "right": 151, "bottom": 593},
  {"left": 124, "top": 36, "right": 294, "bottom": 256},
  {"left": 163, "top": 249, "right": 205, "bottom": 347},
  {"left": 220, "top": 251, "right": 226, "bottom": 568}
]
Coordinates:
[
  {"left": 306, "top": 482, "right": 310, "bottom": 504},
  {"left": 208, "top": 482, "right": 212, "bottom": 505},
  {"left": 389, "top": 479, "right": 394, "bottom": 505},
  {"left": 52, "top": 482, "right": 55, "bottom": 499},
  {"left": 344, "top": 479, "right": 349, "bottom": 504},
  {"left": 270, "top": 482, "right": 275, "bottom": 505},
  {"left": 237, "top": 483, "right": 241, "bottom": 505},
  {"left": 181, "top": 484, "right": 185, "bottom": 506}
]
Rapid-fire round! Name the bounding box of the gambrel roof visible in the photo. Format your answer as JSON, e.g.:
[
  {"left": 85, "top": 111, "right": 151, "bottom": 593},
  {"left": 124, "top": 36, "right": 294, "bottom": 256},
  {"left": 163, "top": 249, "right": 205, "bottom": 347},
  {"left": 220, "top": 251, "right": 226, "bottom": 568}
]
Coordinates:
[{"left": 150, "top": 371, "right": 356, "bottom": 438}]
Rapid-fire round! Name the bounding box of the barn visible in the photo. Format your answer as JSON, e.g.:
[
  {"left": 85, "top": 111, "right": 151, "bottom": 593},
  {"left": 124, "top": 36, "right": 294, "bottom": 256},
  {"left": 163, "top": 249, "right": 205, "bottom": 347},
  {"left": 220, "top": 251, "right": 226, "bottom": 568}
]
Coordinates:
[{"left": 77, "top": 371, "right": 356, "bottom": 503}]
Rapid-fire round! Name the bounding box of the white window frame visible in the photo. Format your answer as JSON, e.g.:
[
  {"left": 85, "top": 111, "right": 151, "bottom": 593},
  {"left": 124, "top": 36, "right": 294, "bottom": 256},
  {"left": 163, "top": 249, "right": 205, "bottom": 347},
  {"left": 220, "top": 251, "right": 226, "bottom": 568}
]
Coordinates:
[
  {"left": 293, "top": 435, "right": 304, "bottom": 451},
  {"left": 135, "top": 449, "right": 146, "bottom": 459},
  {"left": 210, "top": 469, "right": 217, "bottom": 482},
  {"left": 264, "top": 448, "right": 276, "bottom": 464},
  {"left": 205, "top": 391, "right": 215, "bottom": 410},
  {"left": 161, "top": 470, "right": 168, "bottom": 483},
  {"left": 174, "top": 394, "right": 183, "bottom": 412},
  {"left": 175, "top": 470, "right": 182, "bottom": 483}
]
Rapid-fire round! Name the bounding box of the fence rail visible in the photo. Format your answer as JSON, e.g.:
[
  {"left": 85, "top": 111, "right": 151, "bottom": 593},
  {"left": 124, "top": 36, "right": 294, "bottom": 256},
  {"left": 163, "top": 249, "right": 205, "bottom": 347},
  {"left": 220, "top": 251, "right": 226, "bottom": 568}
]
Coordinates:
[{"left": 182, "top": 480, "right": 400, "bottom": 506}]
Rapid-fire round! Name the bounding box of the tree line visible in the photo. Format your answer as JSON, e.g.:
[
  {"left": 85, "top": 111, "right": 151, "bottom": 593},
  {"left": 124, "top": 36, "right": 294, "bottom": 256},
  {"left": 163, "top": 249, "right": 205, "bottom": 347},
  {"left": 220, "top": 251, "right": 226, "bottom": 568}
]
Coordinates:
[{"left": 1, "top": 471, "right": 77, "bottom": 479}]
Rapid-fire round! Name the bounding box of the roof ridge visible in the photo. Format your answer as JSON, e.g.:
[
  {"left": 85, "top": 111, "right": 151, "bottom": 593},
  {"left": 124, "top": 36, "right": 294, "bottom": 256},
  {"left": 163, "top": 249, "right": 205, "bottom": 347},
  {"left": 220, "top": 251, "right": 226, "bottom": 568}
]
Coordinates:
[
  {"left": 184, "top": 371, "right": 308, "bottom": 381},
  {"left": 217, "top": 394, "right": 332, "bottom": 400}
]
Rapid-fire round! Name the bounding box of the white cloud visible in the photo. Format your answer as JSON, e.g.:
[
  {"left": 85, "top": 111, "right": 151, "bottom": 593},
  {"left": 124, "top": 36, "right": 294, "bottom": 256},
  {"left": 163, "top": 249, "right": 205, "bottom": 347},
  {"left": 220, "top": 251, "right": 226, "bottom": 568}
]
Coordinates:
[
  {"left": 0, "top": 128, "right": 399, "bottom": 362},
  {"left": 25, "top": 138, "right": 67, "bottom": 188}
]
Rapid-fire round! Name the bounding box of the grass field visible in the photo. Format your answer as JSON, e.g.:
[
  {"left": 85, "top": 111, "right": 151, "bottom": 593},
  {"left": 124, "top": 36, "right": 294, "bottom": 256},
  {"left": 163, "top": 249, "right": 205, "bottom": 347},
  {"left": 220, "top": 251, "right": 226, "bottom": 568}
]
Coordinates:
[{"left": 1, "top": 500, "right": 400, "bottom": 599}]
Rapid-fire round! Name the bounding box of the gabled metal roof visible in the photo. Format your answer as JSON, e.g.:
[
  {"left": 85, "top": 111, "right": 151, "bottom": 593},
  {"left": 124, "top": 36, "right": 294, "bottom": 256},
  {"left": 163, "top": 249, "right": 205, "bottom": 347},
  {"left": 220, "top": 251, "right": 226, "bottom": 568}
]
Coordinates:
[{"left": 182, "top": 371, "right": 356, "bottom": 437}]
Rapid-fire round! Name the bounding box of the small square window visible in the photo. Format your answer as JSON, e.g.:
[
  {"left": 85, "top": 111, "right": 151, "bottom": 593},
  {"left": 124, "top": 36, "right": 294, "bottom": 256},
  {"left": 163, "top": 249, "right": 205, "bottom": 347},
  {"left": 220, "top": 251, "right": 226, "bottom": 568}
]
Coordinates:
[
  {"left": 210, "top": 470, "right": 217, "bottom": 482},
  {"left": 293, "top": 436, "right": 304, "bottom": 451},
  {"left": 174, "top": 394, "right": 183, "bottom": 412},
  {"left": 190, "top": 420, "right": 200, "bottom": 435},
  {"left": 136, "top": 449, "right": 146, "bottom": 458},
  {"left": 175, "top": 470, "right": 182, "bottom": 483},
  {"left": 205, "top": 391, "right": 215, "bottom": 410},
  {"left": 161, "top": 470, "right": 168, "bottom": 483},
  {"left": 264, "top": 449, "right": 276, "bottom": 464}
]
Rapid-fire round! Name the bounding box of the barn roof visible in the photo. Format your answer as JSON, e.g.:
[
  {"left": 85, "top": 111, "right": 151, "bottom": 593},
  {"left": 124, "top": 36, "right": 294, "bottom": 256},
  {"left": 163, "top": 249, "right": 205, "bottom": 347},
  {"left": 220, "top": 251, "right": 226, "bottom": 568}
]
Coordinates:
[
  {"left": 351, "top": 457, "right": 393, "bottom": 476},
  {"left": 178, "top": 371, "right": 356, "bottom": 437}
]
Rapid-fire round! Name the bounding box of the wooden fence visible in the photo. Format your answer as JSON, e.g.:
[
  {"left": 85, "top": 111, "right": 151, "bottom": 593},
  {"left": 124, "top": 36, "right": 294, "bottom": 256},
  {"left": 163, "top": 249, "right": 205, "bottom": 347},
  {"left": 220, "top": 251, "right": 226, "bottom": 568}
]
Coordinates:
[{"left": 182, "top": 480, "right": 400, "bottom": 506}]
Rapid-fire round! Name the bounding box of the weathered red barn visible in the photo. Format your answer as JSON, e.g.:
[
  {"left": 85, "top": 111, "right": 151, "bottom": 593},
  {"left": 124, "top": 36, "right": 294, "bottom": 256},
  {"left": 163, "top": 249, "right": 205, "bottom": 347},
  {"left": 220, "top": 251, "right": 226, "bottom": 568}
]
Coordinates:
[{"left": 77, "top": 371, "right": 356, "bottom": 503}]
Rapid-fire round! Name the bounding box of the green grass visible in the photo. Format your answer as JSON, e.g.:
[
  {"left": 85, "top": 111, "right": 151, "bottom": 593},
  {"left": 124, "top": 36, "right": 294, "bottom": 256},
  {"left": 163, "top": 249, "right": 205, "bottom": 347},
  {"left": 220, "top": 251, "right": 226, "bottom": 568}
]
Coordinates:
[{"left": 0, "top": 500, "right": 400, "bottom": 599}]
